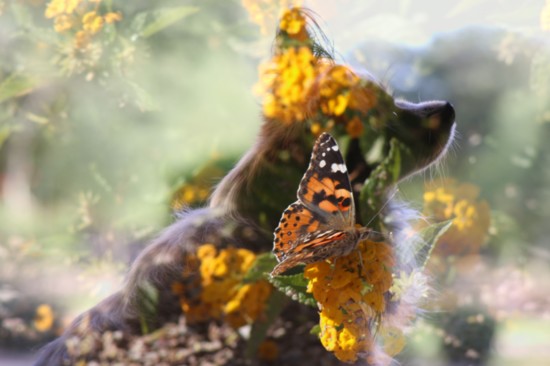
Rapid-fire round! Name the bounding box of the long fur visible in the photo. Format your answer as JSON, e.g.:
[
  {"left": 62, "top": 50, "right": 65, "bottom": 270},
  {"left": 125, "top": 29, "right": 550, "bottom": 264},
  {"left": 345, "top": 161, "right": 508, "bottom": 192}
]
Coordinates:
[{"left": 34, "top": 13, "right": 456, "bottom": 365}]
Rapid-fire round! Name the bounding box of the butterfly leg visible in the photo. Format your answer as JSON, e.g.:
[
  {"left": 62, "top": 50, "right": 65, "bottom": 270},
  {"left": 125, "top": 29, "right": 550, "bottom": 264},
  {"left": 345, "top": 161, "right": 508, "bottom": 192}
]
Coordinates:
[{"left": 357, "top": 249, "right": 364, "bottom": 277}]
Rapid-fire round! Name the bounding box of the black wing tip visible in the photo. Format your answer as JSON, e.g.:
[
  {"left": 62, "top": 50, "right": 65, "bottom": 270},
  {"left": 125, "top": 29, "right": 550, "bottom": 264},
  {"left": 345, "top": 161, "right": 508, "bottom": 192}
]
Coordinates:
[
  {"left": 317, "top": 132, "right": 334, "bottom": 144},
  {"left": 313, "top": 132, "right": 338, "bottom": 154}
]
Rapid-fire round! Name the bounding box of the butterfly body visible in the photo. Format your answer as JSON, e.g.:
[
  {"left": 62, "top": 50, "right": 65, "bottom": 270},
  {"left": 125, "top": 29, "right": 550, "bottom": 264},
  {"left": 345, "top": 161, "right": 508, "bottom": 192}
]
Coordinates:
[{"left": 271, "top": 133, "right": 373, "bottom": 276}]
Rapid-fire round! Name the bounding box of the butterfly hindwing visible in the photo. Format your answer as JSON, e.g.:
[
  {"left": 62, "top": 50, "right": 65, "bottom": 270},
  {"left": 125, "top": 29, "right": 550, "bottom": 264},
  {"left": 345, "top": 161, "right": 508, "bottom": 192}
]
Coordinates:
[
  {"left": 297, "top": 133, "right": 355, "bottom": 227},
  {"left": 273, "top": 202, "right": 330, "bottom": 263},
  {"left": 272, "top": 202, "right": 351, "bottom": 275}
]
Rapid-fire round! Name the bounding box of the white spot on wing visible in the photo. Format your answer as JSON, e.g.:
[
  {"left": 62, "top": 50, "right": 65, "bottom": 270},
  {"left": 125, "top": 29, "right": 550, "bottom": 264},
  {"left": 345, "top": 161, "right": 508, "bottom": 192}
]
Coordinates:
[
  {"left": 332, "top": 145, "right": 339, "bottom": 151},
  {"left": 319, "top": 160, "right": 326, "bottom": 168},
  {"left": 331, "top": 163, "right": 347, "bottom": 173}
]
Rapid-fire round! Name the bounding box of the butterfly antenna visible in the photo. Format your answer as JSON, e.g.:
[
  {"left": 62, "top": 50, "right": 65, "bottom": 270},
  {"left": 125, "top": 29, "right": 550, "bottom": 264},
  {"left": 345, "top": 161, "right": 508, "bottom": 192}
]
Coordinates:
[{"left": 364, "top": 188, "right": 398, "bottom": 228}]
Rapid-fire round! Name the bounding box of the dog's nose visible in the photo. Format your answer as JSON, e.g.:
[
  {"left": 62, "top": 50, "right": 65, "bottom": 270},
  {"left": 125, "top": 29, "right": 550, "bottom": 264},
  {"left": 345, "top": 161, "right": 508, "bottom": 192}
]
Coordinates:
[{"left": 431, "top": 102, "right": 455, "bottom": 128}]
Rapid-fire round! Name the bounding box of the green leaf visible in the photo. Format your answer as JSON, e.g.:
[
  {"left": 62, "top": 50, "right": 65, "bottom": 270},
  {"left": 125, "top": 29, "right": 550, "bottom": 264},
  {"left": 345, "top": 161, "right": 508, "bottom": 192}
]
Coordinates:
[
  {"left": 360, "top": 138, "right": 409, "bottom": 228},
  {"left": 243, "top": 252, "right": 278, "bottom": 283},
  {"left": 0, "top": 74, "right": 38, "bottom": 103},
  {"left": 310, "top": 324, "right": 321, "bottom": 336},
  {"left": 245, "top": 290, "right": 286, "bottom": 358},
  {"left": 125, "top": 81, "right": 159, "bottom": 112},
  {"left": 415, "top": 220, "right": 453, "bottom": 270},
  {"left": 136, "top": 281, "right": 159, "bottom": 335},
  {"left": 269, "top": 272, "right": 317, "bottom": 307},
  {"left": 141, "top": 7, "right": 199, "bottom": 38},
  {"left": 0, "top": 125, "right": 11, "bottom": 149},
  {"left": 130, "top": 12, "right": 149, "bottom": 34}
]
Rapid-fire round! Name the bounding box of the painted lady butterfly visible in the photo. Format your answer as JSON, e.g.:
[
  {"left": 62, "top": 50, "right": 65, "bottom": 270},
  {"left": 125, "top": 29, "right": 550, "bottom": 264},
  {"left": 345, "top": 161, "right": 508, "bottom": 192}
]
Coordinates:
[{"left": 271, "top": 132, "right": 373, "bottom": 276}]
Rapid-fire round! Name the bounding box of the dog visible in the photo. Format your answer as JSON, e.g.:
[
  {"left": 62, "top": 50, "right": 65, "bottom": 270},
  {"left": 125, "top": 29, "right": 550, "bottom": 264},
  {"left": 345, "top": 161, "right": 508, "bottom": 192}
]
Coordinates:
[{"left": 34, "top": 9, "right": 455, "bottom": 365}]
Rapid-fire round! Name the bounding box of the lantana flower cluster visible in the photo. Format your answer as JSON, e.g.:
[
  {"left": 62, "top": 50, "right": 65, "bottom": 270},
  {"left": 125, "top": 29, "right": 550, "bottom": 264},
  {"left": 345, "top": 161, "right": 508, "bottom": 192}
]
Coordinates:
[
  {"left": 45, "top": 0, "right": 122, "bottom": 48},
  {"left": 423, "top": 179, "right": 491, "bottom": 259},
  {"left": 173, "top": 244, "right": 272, "bottom": 328},
  {"left": 304, "top": 240, "right": 396, "bottom": 364},
  {"left": 241, "top": 0, "right": 303, "bottom": 35},
  {"left": 256, "top": 8, "right": 379, "bottom": 138}
]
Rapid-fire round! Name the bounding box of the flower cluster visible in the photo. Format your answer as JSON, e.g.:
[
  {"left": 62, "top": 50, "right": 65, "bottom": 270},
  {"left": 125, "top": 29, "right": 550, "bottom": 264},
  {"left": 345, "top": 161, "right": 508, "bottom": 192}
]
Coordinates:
[
  {"left": 241, "top": 0, "right": 303, "bottom": 34},
  {"left": 304, "top": 240, "right": 395, "bottom": 363},
  {"left": 316, "top": 65, "right": 378, "bottom": 137},
  {"left": 257, "top": 46, "right": 318, "bottom": 124},
  {"left": 173, "top": 244, "right": 272, "bottom": 328},
  {"left": 256, "top": 8, "right": 379, "bottom": 138},
  {"left": 171, "top": 184, "right": 210, "bottom": 211},
  {"left": 45, "top": 0, "right": 122, "bottom": 48},
  {"left": 423, "top": 179, "right": 491, "bottom": 258}
]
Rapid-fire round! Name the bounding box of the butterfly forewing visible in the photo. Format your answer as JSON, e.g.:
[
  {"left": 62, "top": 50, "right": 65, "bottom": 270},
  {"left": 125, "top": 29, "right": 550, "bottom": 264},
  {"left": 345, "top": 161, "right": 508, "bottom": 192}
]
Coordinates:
[{"left": 297, "top": 133, "right": 355, "bottom": 228}]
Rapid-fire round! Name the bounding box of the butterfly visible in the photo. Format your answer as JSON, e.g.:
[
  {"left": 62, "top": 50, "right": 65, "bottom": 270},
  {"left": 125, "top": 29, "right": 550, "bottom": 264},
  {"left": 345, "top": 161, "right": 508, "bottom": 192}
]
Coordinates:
[{"left": 271, "top": 132, "right": 373, "bottom": 276}]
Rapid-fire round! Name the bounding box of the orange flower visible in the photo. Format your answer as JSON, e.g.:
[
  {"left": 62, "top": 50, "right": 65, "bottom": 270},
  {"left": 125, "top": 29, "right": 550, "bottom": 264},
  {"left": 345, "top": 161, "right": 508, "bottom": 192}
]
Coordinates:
[
  {"left": 54, "top": 14, "right": 73, "bottom": 32},
  {"left": 175, "top": 244, "right": 272, "bottom": 327},
  {"left": 424, "top": 179, "right": 491, "bottom": 256},
  {"left": 82, "top": 11, "right": 104, "bottom": 34},
  {"left": 257, "top": 46, "right": 318, "bottom": 124},
  {"left": 34, "top": 304, "right": 55, "bottom": 332},
  {"left": 45, "top": 0, "right": 81, "bottom": 19},
  {"left": 304, "top": 240, "right": 394, "bottom": 363},
  {"left": 104, "top": 12, "right": 122, "bottom": 24}
]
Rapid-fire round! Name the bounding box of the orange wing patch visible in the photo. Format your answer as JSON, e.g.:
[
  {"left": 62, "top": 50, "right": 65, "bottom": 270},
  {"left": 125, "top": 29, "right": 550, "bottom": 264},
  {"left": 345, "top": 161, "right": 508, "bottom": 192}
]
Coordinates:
[
  {"left": 297, "top": 133, "right": 355, "bottom": 226},
  {"left": 273, "top": 202, "right": 326, "bottom": 263}
]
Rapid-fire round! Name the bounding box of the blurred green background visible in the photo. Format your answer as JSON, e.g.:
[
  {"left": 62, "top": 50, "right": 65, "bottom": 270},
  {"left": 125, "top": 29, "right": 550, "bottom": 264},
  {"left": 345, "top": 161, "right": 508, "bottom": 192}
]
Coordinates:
[{"left": 1, "top": 0, "right": 549, "bottom": 364}]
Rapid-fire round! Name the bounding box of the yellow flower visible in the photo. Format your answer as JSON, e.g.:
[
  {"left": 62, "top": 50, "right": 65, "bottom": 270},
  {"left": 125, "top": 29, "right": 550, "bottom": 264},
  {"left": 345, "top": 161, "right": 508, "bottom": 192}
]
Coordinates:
[
  {"left": 45, "top": 0, "right": 81, "bottom": 18},
  {"left": 241, "top": 0, "right": 303, "bottom": 34},
  {"left": 34, "top": 304, "right": 54, "bottom": 332},
  {"left": 318, "top": 65, "right": 373, "bottom": 119},
  {"left": 279, "top": 7, "right": 308, "bottom": 41},
  {"left": 175, "top": 244, "right": 272, "bottom": 327},
  {"left": 225, "top": 281, "right": 272, "bottom": 328},
  {"left": 423, "top": 179, "right": 491, "bottom": 257},
  {"left": 104, "top": 12, "right": 122, "bottom": 24},
  {"left": 197, "top": 243, "right": 217, "bottom": 260},
  {"left": 54, "top": 14, "right": 73, "bottom": 32},
  {"left": 305, "top": 240, "right": 394, "bottom": 362},
  {"left": 82, "top": 11, "right": 104, "bottom": 34},
  {"left": 257, "top": 46, "right": 318, "bottom": 124},
  {"left": 542, "top": 0, "right": 550, "bottom": 31}
]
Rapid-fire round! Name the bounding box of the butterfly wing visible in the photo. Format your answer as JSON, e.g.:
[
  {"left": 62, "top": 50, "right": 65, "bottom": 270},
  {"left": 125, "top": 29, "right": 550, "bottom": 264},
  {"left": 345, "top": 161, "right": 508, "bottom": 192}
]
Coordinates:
[
  {"left": 272, "top": 202, "right": 349, "bottom": 276},
  {"left": 297, "top": 132, "right": 355, "bottom": 228},
  {"left": 271, "top": 133, "right": 357, "bottom": 276}
]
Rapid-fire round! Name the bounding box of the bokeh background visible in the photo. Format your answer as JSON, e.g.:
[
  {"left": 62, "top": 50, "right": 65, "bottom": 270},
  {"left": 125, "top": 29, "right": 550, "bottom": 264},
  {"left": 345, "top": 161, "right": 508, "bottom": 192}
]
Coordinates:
[{"left": 1, "top": 0, "right": 549, "bottom": 365}]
